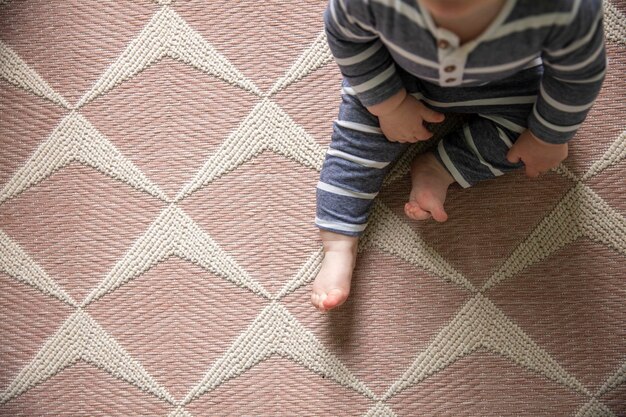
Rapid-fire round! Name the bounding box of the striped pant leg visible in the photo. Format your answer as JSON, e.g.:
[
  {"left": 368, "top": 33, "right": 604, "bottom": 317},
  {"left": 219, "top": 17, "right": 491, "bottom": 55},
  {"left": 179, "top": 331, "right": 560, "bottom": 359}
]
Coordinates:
[
  {"left": 434, "top": 113, "right": 528, "bottom": 188},
  {"left": 316, "top": 93, "right": 411, "bottom": 236}
]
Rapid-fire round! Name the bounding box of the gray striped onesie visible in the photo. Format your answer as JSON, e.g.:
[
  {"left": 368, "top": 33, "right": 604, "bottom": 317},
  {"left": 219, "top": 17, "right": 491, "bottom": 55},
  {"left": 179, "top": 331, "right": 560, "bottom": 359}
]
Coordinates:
[{"left": 316, "top": 0, "right": 606, "bottom": 236}]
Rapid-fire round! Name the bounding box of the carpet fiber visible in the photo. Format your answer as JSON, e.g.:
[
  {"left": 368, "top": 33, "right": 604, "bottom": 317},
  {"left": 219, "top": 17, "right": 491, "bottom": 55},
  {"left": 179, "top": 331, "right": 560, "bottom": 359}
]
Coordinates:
[{"left": 1, "top": 1, "right": 625, "bottom": 416}]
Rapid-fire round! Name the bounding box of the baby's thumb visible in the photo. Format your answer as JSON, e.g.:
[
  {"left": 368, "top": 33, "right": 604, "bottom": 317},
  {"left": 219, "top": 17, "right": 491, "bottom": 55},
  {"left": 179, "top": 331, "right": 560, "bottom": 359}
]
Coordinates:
[{"left": 507, "top": 146, "right": 521, "bottom": 164}]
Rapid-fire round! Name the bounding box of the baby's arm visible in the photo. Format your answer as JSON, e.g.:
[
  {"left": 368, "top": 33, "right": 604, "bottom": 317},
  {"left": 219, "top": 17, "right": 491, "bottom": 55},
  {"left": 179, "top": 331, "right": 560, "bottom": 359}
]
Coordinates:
[
  {"left": 511, "top": 0, "right": 606, "bottom": 176},
  {"left": 324, "top": 0, "right": 443, "bottom": 142},
  {"left": 324, "top": 0, "right": 402, "bottom": 107}
]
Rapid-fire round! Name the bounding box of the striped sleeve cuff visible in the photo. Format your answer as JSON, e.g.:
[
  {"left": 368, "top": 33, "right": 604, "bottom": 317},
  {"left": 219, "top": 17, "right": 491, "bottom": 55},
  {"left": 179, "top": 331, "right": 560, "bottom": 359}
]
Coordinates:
[
  {"left": 529, "top": 63, "right": 605, "bottom": 144},
  {"left": 347, "top": 64, "right": 405, "bottom": 107},
  {"left": 527, "top": 106, "right": 580, "bottom": 144}
]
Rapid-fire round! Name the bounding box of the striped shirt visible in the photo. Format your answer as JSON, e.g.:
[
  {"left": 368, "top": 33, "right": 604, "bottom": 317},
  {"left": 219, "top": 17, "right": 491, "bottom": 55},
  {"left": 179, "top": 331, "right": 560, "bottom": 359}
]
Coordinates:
[{"left": 325, "top": 0, "right": 607, "bottom": 143}]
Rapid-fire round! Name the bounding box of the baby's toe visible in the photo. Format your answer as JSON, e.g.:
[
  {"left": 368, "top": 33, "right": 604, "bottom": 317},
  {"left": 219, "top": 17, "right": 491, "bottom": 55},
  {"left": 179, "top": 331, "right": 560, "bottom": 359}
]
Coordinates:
[
  {"left": 431, "top": 206, "right": 448, "bottom": 222},
  {"left": 322, "top": 289, "right": 348, "bottom": 310},
  {"left": 311, "top": 291, "right": 328, "bottom": 312},
  {"left": 420, "top": 199, "right": 448, "bottom": 222},
  {"left": 311, "top": 292, "right": 320, "bottom": 309},
  {"left": 405, "top": 202, "right": 432, "bottom": 220}
]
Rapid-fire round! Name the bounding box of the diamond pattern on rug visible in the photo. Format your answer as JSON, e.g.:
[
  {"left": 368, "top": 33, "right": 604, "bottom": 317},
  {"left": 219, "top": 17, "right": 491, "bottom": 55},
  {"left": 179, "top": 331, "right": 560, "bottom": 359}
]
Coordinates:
[
  {"left": 86, "top": 257, "right": 269, "bottom": 400},
  {"left": 0, "top": 164, "right": 166, "bottom": 302},
  {"left": 0, "top": 0, "right": 159, "bottom": 105},
  {"left": 80, "top": 58, "right": 257, "bottom": 198},
  {"left": 488, "top": 238, "right": 626, "bottom": 390},
  {"left": 186, "top": 356, "right": 374, "bottom": 417},
  {"left": 172, "top": 0, "right": 328, "bottom": 93},
  {"left": 180, "top": 153, "right": 321, "bottom": 295},
  {"left": 1, "top": 1, "right": 624, "bottom": 416},
  {"left": 1, "top": 363, "right": 172, "bottom": 417},
  {"left": 0, "top": 273, "right": 74, "bottom": 391},
  {"left": 0, "top": 82, "right": 68, "bottom": 189},
  {"left": 388, "top": 351, "right": 588, "bottom": 417}
]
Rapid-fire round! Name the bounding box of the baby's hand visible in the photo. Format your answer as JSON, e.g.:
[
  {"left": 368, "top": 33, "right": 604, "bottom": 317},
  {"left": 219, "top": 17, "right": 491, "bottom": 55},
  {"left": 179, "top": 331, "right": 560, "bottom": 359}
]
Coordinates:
[
  {"left": 507, "top": 129, "right": 568, "bottom": 177},
  {"left": 377, "top": 95, "right": 445, "bottom": 143}
]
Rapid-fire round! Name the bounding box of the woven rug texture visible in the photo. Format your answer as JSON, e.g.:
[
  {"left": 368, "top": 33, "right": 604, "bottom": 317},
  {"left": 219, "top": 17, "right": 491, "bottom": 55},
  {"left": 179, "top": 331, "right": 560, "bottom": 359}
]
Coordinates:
[{"left": 1, "top": 0, "right": 625, "bottom": 416}]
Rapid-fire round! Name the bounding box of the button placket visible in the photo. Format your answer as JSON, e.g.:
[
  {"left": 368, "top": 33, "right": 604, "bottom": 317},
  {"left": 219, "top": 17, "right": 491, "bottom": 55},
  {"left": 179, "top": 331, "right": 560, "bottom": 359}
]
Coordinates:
[
  {"left": 434, "top": 28, "right": 464, "bottom": 86},
  {"left": 439, "top": 56, "right": 464, "bottom": 85}
]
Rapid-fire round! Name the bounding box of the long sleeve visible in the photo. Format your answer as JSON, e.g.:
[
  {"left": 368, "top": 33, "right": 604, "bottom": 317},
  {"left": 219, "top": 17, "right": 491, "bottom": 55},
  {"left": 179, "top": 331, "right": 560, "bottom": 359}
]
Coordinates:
[
  {"left": 324, "top": 0, "right": 405, "bottom": 107},
  {"left": 528, "top": 0, "right": 607, "bottom": 144}
]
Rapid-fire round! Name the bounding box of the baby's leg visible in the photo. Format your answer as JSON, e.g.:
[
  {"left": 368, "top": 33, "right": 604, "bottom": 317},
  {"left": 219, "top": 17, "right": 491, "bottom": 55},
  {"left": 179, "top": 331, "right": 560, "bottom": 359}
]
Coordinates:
[
  {"left": 312, "top": 92, "right": 410, "bottom": 312},
  {"left": 406, "top": 115, "right": 525, "bottom": 221}
]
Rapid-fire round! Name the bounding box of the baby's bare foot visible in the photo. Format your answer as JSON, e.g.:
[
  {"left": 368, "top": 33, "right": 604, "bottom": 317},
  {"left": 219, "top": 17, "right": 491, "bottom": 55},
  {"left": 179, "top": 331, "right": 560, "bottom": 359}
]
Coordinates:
[
  {"left": 311, "top": 231, "right": 358, "bottom": 312},
  {"left": 404, "top": 152, "right": 455, "bottom": 222}
]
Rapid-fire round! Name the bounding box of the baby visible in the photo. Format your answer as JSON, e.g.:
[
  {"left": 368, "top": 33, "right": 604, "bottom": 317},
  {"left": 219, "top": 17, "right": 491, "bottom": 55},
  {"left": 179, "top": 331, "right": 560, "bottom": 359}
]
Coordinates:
[{"left": 311, "top": 0, "right": 606, "bottom": 312}]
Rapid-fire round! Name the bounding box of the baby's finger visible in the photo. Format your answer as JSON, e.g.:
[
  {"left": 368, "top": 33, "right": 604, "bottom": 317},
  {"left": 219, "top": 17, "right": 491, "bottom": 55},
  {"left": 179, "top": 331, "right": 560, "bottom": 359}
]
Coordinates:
[
  {"left": 389, "top": 137, "right": 411, "bottom": 143},
  {"left": 506, "top": 147, "right": 521, "bottom": 164},
  {"left": 388, "top": 135, "right": 417, "bottom": 143},
  {"left": 419, "top": 106, "right": 445, "bottom": 123},
  {"left": 382, "top": 129, "right": 405, "bottom": 142},
  {"left": 413, "top": 124, "right": 434, "bottom": 141}
]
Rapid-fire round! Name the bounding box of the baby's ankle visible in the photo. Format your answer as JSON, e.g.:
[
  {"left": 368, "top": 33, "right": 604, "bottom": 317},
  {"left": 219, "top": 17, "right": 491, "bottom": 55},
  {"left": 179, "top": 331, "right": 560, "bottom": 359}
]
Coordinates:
[
  {"left": 411, "top": 152, "right": 454, "bottom": 185},
  {"left": 320, "top": 230, "right": 359, "bottom": 254}
]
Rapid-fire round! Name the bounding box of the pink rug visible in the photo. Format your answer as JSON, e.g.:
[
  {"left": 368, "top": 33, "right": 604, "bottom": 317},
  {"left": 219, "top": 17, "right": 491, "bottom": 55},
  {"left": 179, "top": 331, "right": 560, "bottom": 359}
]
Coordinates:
[{"left": 1, "top": 0, "right": 625, "bottom": 415}]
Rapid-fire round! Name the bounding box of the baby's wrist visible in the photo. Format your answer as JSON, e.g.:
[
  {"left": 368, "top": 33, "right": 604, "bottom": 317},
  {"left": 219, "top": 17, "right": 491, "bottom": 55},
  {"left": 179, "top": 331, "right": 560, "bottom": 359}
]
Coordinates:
[
  {"left": 526, "top": 129, "right": 566, "bottom": 147},
  {"left": 367, "top": 89, "right": 407, "bottom": 117}
]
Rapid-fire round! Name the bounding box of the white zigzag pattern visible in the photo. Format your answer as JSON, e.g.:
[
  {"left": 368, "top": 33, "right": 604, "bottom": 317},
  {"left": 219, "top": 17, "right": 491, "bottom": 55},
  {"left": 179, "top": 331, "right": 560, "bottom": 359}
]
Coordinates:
[
  {"left": 0, "top": 112, "right": 169, "bottom": 203},
  {"left": 383, "top": 294, "right": 590, "bottom": 400},
  {"left": 76, "top": 6, "right": 261, "bottom": 108},
  {"left": 0, "top": 41, "right": 70, "bottom": 108},
  {"left": 182, "top": 302, "right": 375, "bottom": 405},
  {"left": 483, "top": 183, "right": 626, "bottom": 291},
  {"left": 175, "top": 98, "right": 326, "bottom": 201},
  {"left": 82, "top": 204, "right": 272, "bottom": 306},
  {"left": 0, "top": 309, "right": 176, "bottom": 405},
  {"left": 0, "top": 229, "right": 76, "bottom": 306}
]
